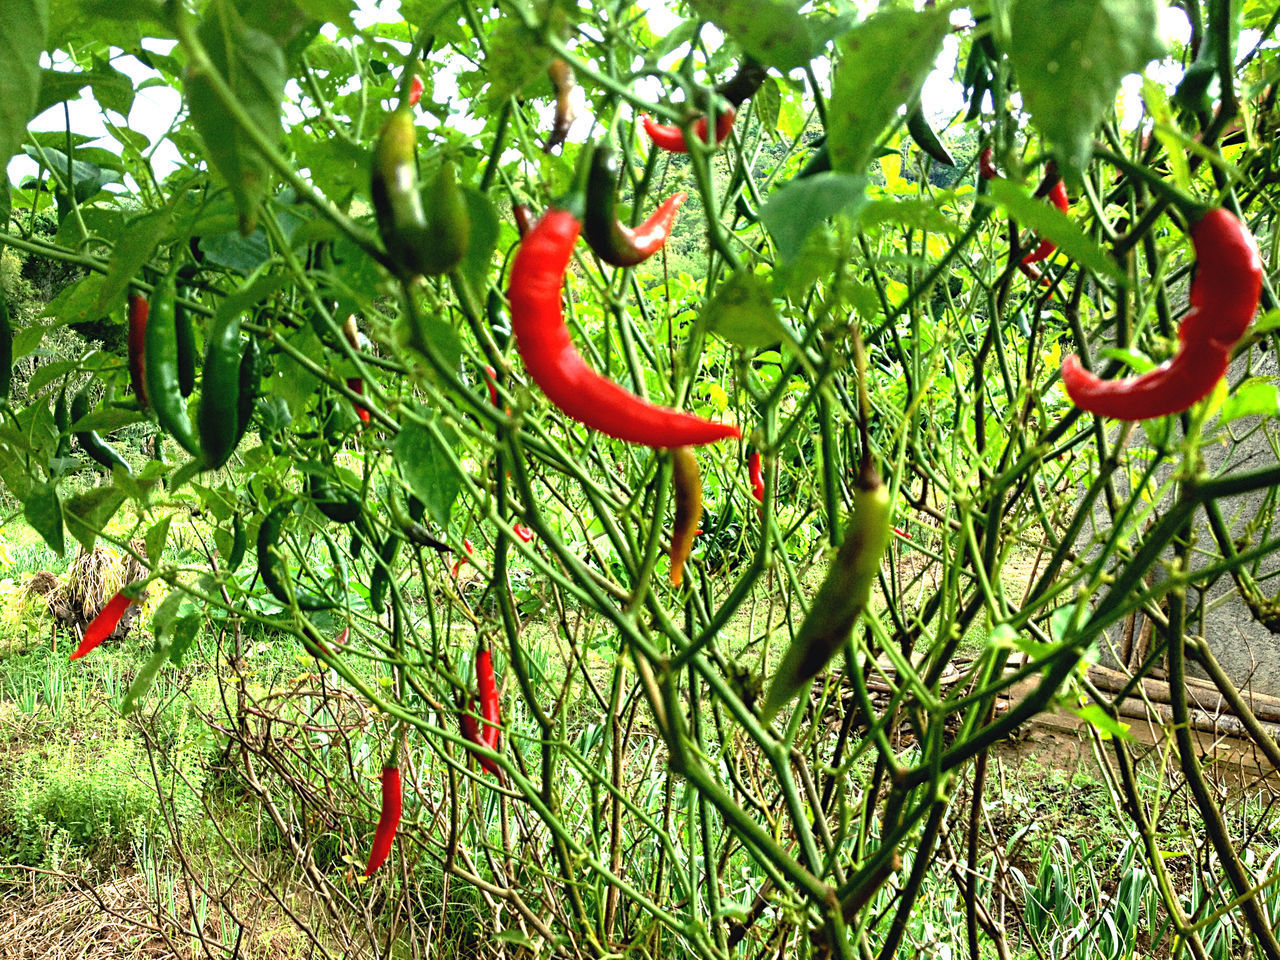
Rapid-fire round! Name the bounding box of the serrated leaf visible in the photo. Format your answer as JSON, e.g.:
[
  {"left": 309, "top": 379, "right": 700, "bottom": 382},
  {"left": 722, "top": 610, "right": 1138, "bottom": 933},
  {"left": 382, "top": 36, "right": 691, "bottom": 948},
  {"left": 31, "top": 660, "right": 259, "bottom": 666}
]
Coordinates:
[
  {"left": 687, "top": 0, "right": 815, "bottom": 70},
  {"left": 24, "top": 481, "right": 64, "bottom": 556},
  {"left": 1221, "top": 380, "right": 1280, "bottom": 423},
  {"left": 1009, "top": 0, "right": 1164, "bottom": 176},
  {"left": 702, "top": 270, "right": 785, "bottom": 349},
  {"left": 0, "top": 0, "right": 48, "bottom": 170},
  {"left": 828, "top": 8, "right": 949, "bottom": 175},
  {"left": 759, "top": 172, "right": 867, "bottom": 262},
  {"left": 983, "top": 178, "right": 1125, "bottom": 282}
]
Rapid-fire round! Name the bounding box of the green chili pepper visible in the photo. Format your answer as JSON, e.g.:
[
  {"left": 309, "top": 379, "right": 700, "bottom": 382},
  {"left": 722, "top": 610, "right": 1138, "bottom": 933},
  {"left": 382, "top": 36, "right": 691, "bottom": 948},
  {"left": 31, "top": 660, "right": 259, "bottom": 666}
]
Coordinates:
[
  {"left": 309, "top": 474, "right": 361, "bottom": 524},
  {"left": 71, "top": 386, "right": 131, "bottom": 475},
  {"left": 234, "top": 336, "right": 261, "bottom": 446},
  {"left": 175, "top": 265, "right": 199, "bottom": 397},
  {"left": 226, "top": 512, "right": 247, "bottom": 572},
  {"left": 369, "top": 534, "right": 400, "bottom": 611},
  {"left": 54, "top": 384, "right": 71, "bottom": 460},
  {"left": 760, "top": 463, "right": 893, "bottom": 722},
  {"left": 905, "top": 106, "right": 955, "bottom": 167},
  {"left": 417, "top": 158, "right": 471, "bottom": 275},
  {"left": 145, "top": 274, "right": 203, "bottom": 458},
  {"left": 256, "top": 501, "right": 336, "bottom": 611},
  {"left": 198, "top": 313, "right": 244, "bottom": 469}
]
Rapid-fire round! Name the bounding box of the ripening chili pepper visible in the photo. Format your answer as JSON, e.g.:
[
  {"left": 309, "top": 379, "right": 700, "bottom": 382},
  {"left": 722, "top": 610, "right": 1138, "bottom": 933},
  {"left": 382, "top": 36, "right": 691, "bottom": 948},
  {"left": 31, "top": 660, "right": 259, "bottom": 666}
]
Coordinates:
[
  {"left": 146, "top": 275, "right": 203, "bottom": 458},
  {"left": 70, "top": 590, "right": 134, "bottom": 660},
  {"left": 198, "top": 313, "right": 245, "bottom": 469},
  {"left": 1061, "top": 207, "right": 1262, "bottom": 421},
  {"left": 760, "top": 462, "right": 893, "bottom": 721},
  {"left": 978, "top": 146, "right": 999, "bottom": 181},
  {"left": 257, "top": 501, "right": 337, "bottom": 610},
  {"left": 364, "top": 764, "right": 402, "bottom": 876},
  {"left": 347, "top": 377, "right": 371, "bottom": 422},
  {"left": 514, "top": 523, "right": 534, "bottom": 543},
  {"left": 513, "top": 204, "right": 534, "bottom": 239},
  {"left": 546, "top": 58, "right": 575, "bottom": 152},
  {"left": 584, "top": 145, "right": 688, "bottom": 267},
  {"left": 476, "top": 647, "right": 501, "bottom": 750},
  {"left": 450, "top": 538, "right": 474, "bottom": 579},
  {"left": 128, "top": 292, "right": 149, "bottom": 408},
  {"left": 1021, "top": 165, "right": 1069, "bottom": 265},
  {"left": 710, "top": 57, "right": 767, "bottom": 108},
  {"left": 642, "top": 108, "right": 736, "bottom": 153},
  {"left": 461, "top": 697, "right": 504, "bottom": 778},
  {"left": 407, "top": 74, "right": 424, "bottom": 108},
  {"left": 0, "top": 286, "right": 12, "bottom": 404},
  {"left": 748, "top": 451, "right": 765, "bottom": 503},
  {"left": 508, "top": 209, "right": 740, "bottom": 447},
  {"left": 71, "top": 386, "right": 131, "bottom": 474},
  {"left": 669, "top": 447, "right": 703, "bottom": 587}
]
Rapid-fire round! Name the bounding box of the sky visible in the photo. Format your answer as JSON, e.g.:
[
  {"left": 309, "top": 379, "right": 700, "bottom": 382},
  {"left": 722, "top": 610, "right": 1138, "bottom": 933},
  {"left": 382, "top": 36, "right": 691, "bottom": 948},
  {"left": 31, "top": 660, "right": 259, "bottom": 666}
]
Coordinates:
[{"left": 9, "top": 1, "right": 1202, "bottom": 197}]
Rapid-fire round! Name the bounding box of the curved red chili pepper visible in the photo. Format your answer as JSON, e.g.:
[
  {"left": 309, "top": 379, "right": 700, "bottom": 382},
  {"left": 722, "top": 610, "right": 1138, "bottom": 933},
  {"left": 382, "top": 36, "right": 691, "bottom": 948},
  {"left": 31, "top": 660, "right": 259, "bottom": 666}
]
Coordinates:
[
  {"left": 483, "top": 364, "right": 499, "bottom": 407},
  {"left": 1061, "top": 208, "right": 1261, "bottom": 420},
  {"left": 508, "top": 210, "right": 740, "bottom": 448},
  {"left": 1021, "top": 177, "right": 1069, "bottom": 265},
  {"left": 70, "top": 591, "right": 133, "bottom": 660},
  {"left": 513, "top": 523, "right": 534, "bottom": 542},
  {"left": 641, "top": 109, "right": 735, "bottom": 153},
  {"left": 347, "top": 377, "right": 371, "bottom": 422},
  {"left": 406, "top": 74, "right": 424, "bottom": 108},
  {"left": 747, "top": 451, "right": 764, "bottom": 502},
  {"left": 128, "top": 293, "right": 149, "bottom": 408},
  {"left": 364, "top": 765, "right": 402, "bottom": 876},
  {"left": 450, "top": 538, "right": 474, "bottom": 578}
]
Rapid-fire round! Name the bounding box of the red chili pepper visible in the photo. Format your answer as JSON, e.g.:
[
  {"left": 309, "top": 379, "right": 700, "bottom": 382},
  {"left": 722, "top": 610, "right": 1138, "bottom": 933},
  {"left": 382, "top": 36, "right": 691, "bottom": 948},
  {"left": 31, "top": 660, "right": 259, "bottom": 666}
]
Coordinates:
[
  {"left": 978, "top": 146, "right": 999, "bottom": 181},
  {"left": 1061, "top": 208, "right": 1262, "bottom": 420},
  {"left": 128, "top": 293, "right": 149, "bottom": 408},
  {"left": 483, "top": 364, "right": 499, "bottom": 407},
  {"left": 70, "top": 590, "right": 134, "bottom": 660},
  {"left": 335, "top": 626, "right": 349, "bottom": 647},
  {"left": 892, "top": 526, "right": 912, "bottom": 539},
  {"left": 363, "top": 765, "right": 402, "bottom": 876},
  {"left": 1021, "top": 171, "right": 1069, "bottom": 265},
  {"left": 461, "top": 697, "right": 503, "bottom": 778},
  {"left": 476, "top": 647, "right": 500, "bottom": 749},
  {"left": 346, "top": 377, "right": 371, "bottom": 422},
  {"left": 513, "top": 523, "right": 534, "bottom": 542},
  {"left": 406, "top": 74, "right": 424, "bottom": 108},
  {"left": 748, "top": 451, "right": 765, "bottom": 502},
  {"left": 508, "top": 210, "right": 740, "bottom": 448},
  {"left": 450, "top": 538, "right": 474, "bottom": 578},
  {"left": 642, "top": 109, "right": 735, "bottom": 153}
]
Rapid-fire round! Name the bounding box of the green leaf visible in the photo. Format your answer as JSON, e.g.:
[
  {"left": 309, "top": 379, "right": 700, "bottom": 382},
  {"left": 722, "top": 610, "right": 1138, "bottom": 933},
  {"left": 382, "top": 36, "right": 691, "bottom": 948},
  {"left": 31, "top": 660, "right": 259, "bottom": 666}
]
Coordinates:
[
  {"left": 828, "top": 8, "right": 949, "bottom": 175},
  {"left": 64, "top": 484, "right": 127, "bottom": 553},
  {"left": 759, "top": 172, "right": 867, "bottom": 262},
  {"left": 702, "top": 271, "right": 786, "bottom": 350},
  {"left": 0, "top": 0, "right": 48, "bottom": 169},
  {"left": 37, "top": 62, "right": 136, "bottom": 117},
  {"left": 152, "top": 589, "right": 185, "bottom": 643},
  {"left": 95, "top": 208, "right": 172, "bottom": 317},
  {"left": 687, "top": 0, "right": 815, "bottom": 70},
  {"left": 458, "top": 185, "right": 498, "bottom": 298},
  {"left": 393, "top": 417, "right": 459, "bottom": 530},
  {"left": 1221, "top": 380, "right": 1280, "bottom": 423},
  {"left": 168, "top": 613, "right": 201, "bottom": 667},
  {"left": 1009, "top": 0, "right": 1164, "bottom": 177},
  {"left": 983, "top": 178, "right": 1125, "bottom": 282},
  {"left": 71, "top": 405, "right": 148, "bottom": 433},
  {"left": 24, "top": 481, "right": 64, "bottom": 556},
  {"left": 145, "top": 515, "right": 172, "bottom": 565},
  {"left": 1252, "top": 308, "right": 1280, "bottom": 335},
  {"left": 1069, "top": 703, "right": 1133, "bottom": 741},
  {"left": 121, "top": 642, "right": 171, "bottom": 716},
  {"left": 185, "top": 0, "right": 286, "bottom": 235}
]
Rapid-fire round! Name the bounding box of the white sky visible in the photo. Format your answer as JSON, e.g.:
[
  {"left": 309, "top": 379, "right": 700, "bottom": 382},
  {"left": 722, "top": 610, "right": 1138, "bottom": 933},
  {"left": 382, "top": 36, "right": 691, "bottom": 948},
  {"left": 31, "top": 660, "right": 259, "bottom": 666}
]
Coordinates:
[{"left": 8, "top": 1, "right": 1202, "bottom": 196}]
